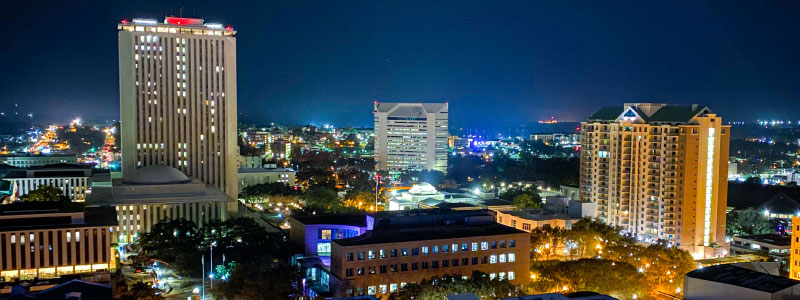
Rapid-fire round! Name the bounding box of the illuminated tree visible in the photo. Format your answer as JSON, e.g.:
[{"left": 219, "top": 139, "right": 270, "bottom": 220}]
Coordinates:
[{"left": 20, "top": 185, "right": 68, "bottom": 202}]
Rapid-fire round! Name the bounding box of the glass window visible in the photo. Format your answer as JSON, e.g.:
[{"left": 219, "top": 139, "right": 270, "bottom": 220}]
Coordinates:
[
  {"left": 453, "top": 259, "right": 459, "bottom": 266},
  {"left": 411, "top": 263, "right": 418, "bottom": 270},
  {"left": 499, "top": 272, "right": 506, "bottom": 280},
  {"left": 346, "top": 268, "right": 353, "bottom": 277},
  {"left": 472, "top": 257, "right": 478, "bottom": 265},
  {"left": 508, "top": 271, "right": 515, "bottom": 280},
  {"left": 433, "top": 245, "right": 439, "bottom": 253},
  {"left": 442, "top": 259, "right": 449, "bottom": 267},
  {"left": 317, "top": 242, "right": 331, "bottom": 256},
  {"left": 401, "top": 263, "right": 408, "bottom": 271},
  {"left": 320, "top": 229, "right": 331, "bottom": 239},
  {"left": 490, "top": 273, "right": 497, "bottom": 280},
  {"left": 432, "top": 261, "right": 439, "bottom": 268},
  {"left": 491, "top": 241, "right": 497, "bottom": 249},
  {"left": 461, "top": 243, "right": 468, "bottom": 251},
  {"left": 380, "top": 265, "right": 387, "bottom": 273},
  {"left": 346, "top": 253, "right": 354, "bottom": 261},
  {"left": 369, "top": 266, "right": 376, "bottom": 274},
  {"left": 358, "top": 252, "right": 365, "bottom": 260},
  {"left": 368, "top": 286, "right": 376, "bottom": 295},
  {"left": 508, "top": 253, "right": 516, "bottom": 262},
  {"left": 357, "top": 267, "right": 364, "bottom": 275},
  {"left": 390, "top": 283, "right": 398, "bottom": 293},
  {"left": 510, "top": 240, "right": 516, "bottom": 248},
  {"left": 481, "top": 242, "right": 488, "bottom": 250},
  {"left": 402, "top": 248, "right": 408, "bottom": 256},
  {"left": 412, "top": 248, "right": 419, "bottom": 256},
  {"left": 471, "top": 242, "right": 479, "bottom": 251},
  {"left": 422, "top": 246, "right": 429, "bottom": 255},
  {"left": 462, "top": 258, "right": 468, "bottom": 265},
  {"left": 500, "top": 240, "right": 506, "bottom": 248},
  {"left": 379, "top": 285, "right": 387, "bottom": 294},
  {"left": 368, "top": 250, "right": 375, "bottom": 259},
  {"left": 442, "top": 245, "right": 449, "bottom": 253},
  {"left": 390, "top": 264, "right": 398, "bottom": 272},
  {"left": 499, "top": 254, "right": 506, "bottom": 263},
  {"left": 391, "top": 249, "right": 398, "bottom": 257},
  {"left": 379, "top": 249, "right": 386, "bottom": 259},
  {"left": 422, "top": 262, "right": 429, "bottom": 269}
]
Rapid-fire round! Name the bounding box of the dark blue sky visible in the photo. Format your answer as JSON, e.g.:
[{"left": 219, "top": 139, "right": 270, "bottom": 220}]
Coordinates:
[{"left": 2, "top": 0, "right": 799, "bottom": 128}]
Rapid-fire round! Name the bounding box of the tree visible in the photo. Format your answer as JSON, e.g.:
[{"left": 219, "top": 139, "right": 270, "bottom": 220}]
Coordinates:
[
  {"left": 528, "top": 259, "right": 645, "bottom": 298},
  {"left": 530, "top": 225, "right": 566, "bottom": 260},
  {"left": 513, "top": 194, "right": 539, "bottom": 210},
  {"left": 137, "top": 219, "right": 203, "bottom": 276},
  {"left": 118, "top": 281, "right": 165, "bottom": 300},
  {"left": 20, "top": 185, "right": 69, "bottom": 202},
  {"left": 727, "top": 208, "right": 772, "bottom": 237},
  {"left": 389, "top": 271, "right": 519, "bottom": 300},
  {"left": 211, "top": 262, "right": 301, "bottom": 300},
  {"left": 500, "top": 186, "right": 542, "bottom": 207}
]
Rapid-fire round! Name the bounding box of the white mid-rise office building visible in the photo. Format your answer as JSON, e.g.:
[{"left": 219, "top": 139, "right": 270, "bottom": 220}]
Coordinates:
[
  {"left": 118, "top": 17, "right": 238, "bottom": 199},
  {"left": 373, "top": 102, "right": 448, "bottom": 173}
]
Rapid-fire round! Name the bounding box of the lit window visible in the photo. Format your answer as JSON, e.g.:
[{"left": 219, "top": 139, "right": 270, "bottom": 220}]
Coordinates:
[
  {"left": 499, "top": 254, "right": 506, "bottom": 263},
  {"left": 508, "top": 271, "right": 515, "bottom": 280},
  {"left": 508, "top": 253, "right": 516, "bottom": 262},
  {"left": 490, "top": 255, "right": 497, "bottom": 264},
  {"left": 471, "top": 242, "right": 478, "bottom": 251},
  {"left": 481, "top": 242, "right": 488, "bottom": 250}
]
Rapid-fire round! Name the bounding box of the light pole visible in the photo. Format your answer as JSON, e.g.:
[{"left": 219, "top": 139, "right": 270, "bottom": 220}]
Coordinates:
[
  {"left": 201, "top": 256, "right": 205, "bottom": 300},
  {"left": 374, "top": 174, "right": 381, "bottom": 211}
]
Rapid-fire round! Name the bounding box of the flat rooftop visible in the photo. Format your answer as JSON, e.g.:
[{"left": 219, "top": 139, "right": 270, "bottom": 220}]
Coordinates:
[
  {"left": 499, "top": 209, "right": 578, "bottom": 221},
  {"left": 333, "top": 224, "right": 526, "bottom": 247},
  {"left": 686, "top": 264, "right": 799, "bottom": 293},
  {"left": 0, "top": 203, "right": 116, "bottom": 231},
  {"left": 733, "top": 234, "right": 791, "bottom": 247},
  {"left": 238, "top": 167, "right": 295, "bottom": 173},
  {"left": 291, "top": 214, "right": 368, "bottom": 227}
]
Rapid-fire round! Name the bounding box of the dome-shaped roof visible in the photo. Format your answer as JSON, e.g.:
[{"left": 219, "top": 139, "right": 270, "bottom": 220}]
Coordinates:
[
  {"left": 409, "top": 182, "right": 437, "bottom": 195},
  {"left": 123, "top": 165, "right": 191, "bottom": 185}
]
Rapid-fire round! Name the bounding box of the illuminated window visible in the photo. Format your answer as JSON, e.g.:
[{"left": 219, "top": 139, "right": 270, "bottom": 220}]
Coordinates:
[
  {"left": 490, "top": 255, "right": 497, "bottom": 264},
  {"left": 320, "top": 229, "right": 331, "bottom": 240},
  {"left": 481, "top": 242, "right": 488, "bottom": 250},
  {"left": 508, "top": 271, "right": 515, "bottom": 280},
  {"left": 508, "top": 253, "right": 516, "bottom": 262},
  {"left": 471, "top": 242, "right": 478, "bottom": 251}
]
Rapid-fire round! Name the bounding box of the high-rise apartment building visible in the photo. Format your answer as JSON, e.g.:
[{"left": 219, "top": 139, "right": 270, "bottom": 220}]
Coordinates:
[
  {"left": 373, "top": 102, "right": 448, "bottom": 173},
  {"left": 118, "top": 17, "right": 238, "bottom": 199},
  {"left": 580, "top": 103, "right": 729, "bottom": 258}
]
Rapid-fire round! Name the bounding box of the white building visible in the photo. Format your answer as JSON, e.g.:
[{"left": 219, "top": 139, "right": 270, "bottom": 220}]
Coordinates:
[
  {"left": 3, "top": 164, "right": 92, "bottom": 202},
  {"left": 237, "top": 167, "right": 295, "bottom": 194},
  {"left": 118, "top": 17, "right": 238, "bottom": 199},
  {"left": 0, "top": 154, "right": 77, "bottom": 168},
  {"left": 373, "top": 102, "right": 448, "bottom": 173},
  {"left": 684, "top": 263, "right": 800, "bottom": 300}
]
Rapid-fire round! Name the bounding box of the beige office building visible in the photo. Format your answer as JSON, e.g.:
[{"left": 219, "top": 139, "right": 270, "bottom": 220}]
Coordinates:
[
  {"left": 373, "top": 102, "right": 448, "bottom": 173},
  {"left": 580, "top": 103, "right": 729, "bottom": 259},
  {"left": 118, "top": 17, "right": 238, "bottom": 199}
]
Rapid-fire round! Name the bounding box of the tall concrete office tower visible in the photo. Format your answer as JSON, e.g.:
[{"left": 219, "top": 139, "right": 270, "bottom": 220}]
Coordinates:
[
  {"left": 373, "top": 102, "right": 448, "bottom": 173},
  {"left": 580, "top": 103, "right": 729, "bottom": 259},
  {"left": 118, "top": 17, "right": 238, "bottom": 199}
]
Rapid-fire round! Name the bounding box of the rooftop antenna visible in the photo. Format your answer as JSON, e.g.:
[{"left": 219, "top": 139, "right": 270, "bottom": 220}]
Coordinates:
[{"left": 179, "top": 7, "right": 184, "bottom": 17}]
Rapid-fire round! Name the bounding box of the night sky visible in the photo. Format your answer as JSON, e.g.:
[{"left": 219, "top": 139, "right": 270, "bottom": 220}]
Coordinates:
[{"left": 2, "top": 0, "right": 800, "bottom": 128}]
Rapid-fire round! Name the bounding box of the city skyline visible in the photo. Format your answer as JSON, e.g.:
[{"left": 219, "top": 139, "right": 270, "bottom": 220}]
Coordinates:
[{"left": 2, "top": 1, "right": 800, "bottom": 128}]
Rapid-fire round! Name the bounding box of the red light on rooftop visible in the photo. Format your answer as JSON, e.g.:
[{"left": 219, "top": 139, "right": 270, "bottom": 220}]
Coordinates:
[
  {"left": 121, "top": 19, "right": 128, "bottom": 24},
  {"left": 165, "top": 17, "right": 204, "bottom": 26},
  {"left": 226, "top": 26, "right": 232, "bottom": 31}
]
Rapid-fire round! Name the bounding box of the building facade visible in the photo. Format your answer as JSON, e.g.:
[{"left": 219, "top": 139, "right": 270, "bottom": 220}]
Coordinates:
[
  {"left": 730, "top": 234, "right": 790, "bottom": 273},
  {"left": 373, "top": 102, "right": 448, "bottom": 173},
  {"left": 0, "top": 205, "right": 116, "bottom": 281},
  {"left": 580, "top": 103, "right": 730, "bottom": 258},
  {"left": 89, "top": 165, "right": 234, "bottom": 244},
  {"left": 790, "top": 216, "right": 800, "bottom": 280},
  {"left": 237, "top": 167, "right": 295, "bottom": 194},
  {"left": 0, "top": 155, "right": 77, "bottom": 168},
  {"left": 2, "top": 165, "right": 92, "bottom": 202},
  {"left": 118, "top": 17, "right": 238, "bottom": 199},
  {"left": 329, "top": 224, "right": 530, "bottom": 298}
]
